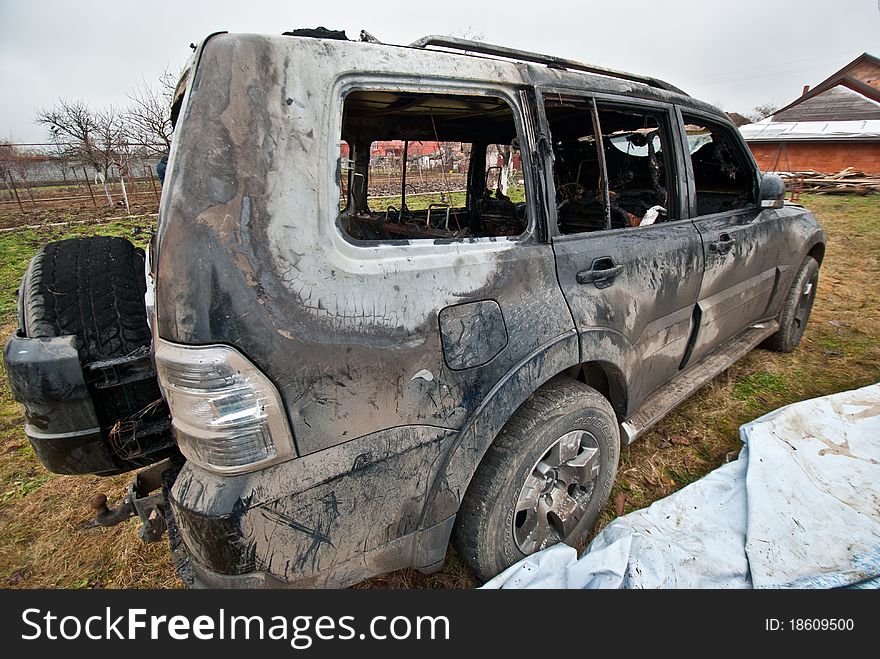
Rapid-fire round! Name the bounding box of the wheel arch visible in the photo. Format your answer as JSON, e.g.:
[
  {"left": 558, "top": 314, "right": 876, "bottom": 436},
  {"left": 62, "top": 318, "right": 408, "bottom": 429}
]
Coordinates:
[
  {"left": 568, "top": 360, "right": 629, "bottom": 420},
  {"left": 417, "top": 330, "right": 631, "bottom": 536},
  {"left": 808, "top": 240, "right": 825, "bottom": 267}
]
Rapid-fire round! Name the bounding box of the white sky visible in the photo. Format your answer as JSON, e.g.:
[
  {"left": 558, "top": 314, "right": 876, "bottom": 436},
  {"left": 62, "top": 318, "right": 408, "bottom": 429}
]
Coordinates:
[{"left": 2, "top": 0, "right": 879, "bottom": 144}]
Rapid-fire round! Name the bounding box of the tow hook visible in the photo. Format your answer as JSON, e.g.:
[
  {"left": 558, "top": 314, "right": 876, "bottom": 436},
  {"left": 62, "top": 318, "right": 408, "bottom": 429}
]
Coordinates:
[{"left": 89, "top": 460, "right": 170, "bottom": 543}]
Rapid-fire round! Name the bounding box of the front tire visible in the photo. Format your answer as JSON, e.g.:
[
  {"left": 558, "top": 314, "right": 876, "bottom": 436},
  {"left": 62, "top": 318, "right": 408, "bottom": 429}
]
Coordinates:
[
  {"left": 454, "top": 376, "right": 620, "bottom": 582},
  {"left": 764, "top": 256, "right": 819, "bottom": 353}
]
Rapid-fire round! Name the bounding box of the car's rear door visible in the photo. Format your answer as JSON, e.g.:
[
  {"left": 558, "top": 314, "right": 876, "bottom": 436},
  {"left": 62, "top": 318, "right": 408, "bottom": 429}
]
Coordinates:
[{"left": 539, "top": 92, "right": 703, "bottom": 408}]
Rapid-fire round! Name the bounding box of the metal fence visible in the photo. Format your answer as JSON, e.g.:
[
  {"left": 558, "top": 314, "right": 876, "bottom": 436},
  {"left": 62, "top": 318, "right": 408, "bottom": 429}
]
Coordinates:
[{"left": 2, "top": 145, "right": 163, "bottom": 213}]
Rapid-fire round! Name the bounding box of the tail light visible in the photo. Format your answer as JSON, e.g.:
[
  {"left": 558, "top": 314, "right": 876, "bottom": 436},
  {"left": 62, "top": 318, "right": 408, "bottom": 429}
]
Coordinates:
[{"left": 154, "top": 339, "right": 296, "bottom": 474}]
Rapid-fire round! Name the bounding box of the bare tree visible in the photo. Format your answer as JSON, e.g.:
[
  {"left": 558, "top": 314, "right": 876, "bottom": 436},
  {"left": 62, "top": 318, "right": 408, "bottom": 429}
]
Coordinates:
[
  {"left": 113, "top": 132, "right": 140, "bottom": 213},
  {"left": 453, "top": 26, "right": 486, "bottom": 41},
  {"left": 37, "top": 99, "right": 126, "bottom": 206},
  {"left": 748, "top": 103, "right": 778, "bottom": 122},
  {"left": 50, "top": 140, "right": 73, "bottom": 182},
  {"left": 0, "top": 142, "right": 39, "bottom": 206},
  {"left": 126, "top": 69, "right": 177, "bottom": 156},
  {"left": 9, "top": 146, "right": 38, "bottom": 206},
  {"left": 0, "top": 141, "right": 18, "bottom": 202}
]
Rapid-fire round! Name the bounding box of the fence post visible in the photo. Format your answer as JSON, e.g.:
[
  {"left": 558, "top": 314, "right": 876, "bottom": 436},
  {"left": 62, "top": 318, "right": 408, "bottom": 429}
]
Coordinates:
[
  {"left": 127, "top": 166, "right": 138, "bottom": 194},
  {"left": 8, "top": 176, "right": 24, "bottom": 211},
  {"left": 118, "top": 169, "right": 130, "bottom": 215},
  {"left": 82, "top": 167, "right": 98, "bottom": 207},
  {"left": 21, "top": 178, "right": 36, "bottom": 208}
]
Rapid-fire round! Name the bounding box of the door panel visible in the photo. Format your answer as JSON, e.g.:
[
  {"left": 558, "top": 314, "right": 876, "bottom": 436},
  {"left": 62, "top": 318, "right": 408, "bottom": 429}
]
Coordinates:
[
  {"left": 700, "top": 266, "right": 776, "bottom": 334},
  {"left": 553, "top": 222, "right": 703, "bottom": 405},
  {"left": 687, "top": 211, "right": 783, "bottom": 364},
  {"left": 539, "top": 93, "right": 703, "bottom": 409},
  {"left": 680, "top": 112, "right": 782, "bottom": 365}
]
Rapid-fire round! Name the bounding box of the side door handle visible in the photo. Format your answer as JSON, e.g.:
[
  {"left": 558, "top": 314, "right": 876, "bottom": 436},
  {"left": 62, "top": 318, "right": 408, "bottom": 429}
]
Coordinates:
[
  {"left": 576, "top": 260, "right": 624, "bottom": 288},
  {"left": 709, "top": 234, "right": 736, "bottom": 255}
]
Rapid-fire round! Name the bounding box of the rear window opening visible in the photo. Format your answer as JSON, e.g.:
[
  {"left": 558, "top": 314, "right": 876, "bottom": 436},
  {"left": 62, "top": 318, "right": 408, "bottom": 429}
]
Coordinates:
[
  {"left": 338, "top": 90, "right": 528, "bottom": 241},
  {"left": 544, "top": 96, "right": 674, "bottom": 235}
]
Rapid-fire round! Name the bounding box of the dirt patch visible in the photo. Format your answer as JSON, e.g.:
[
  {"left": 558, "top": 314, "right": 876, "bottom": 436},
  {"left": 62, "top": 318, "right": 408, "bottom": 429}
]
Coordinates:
[{"left": 0, "top": 198, "right": 159, "bottom": 230}]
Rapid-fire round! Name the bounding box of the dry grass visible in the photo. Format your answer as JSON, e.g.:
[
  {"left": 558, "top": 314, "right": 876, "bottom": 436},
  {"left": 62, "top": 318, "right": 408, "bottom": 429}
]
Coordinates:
[
  {"left": 0, "top": 323, "right": 179, "bottom": 588},
  {"left": 0, "top": 194, "right": 878, "bottom": 589}
]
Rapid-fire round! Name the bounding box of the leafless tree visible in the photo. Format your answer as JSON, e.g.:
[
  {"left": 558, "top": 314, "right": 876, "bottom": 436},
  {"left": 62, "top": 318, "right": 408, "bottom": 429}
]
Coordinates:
[
  {"left": 50, "top": 140, "right": 73, "bottom": 182},
  {"left": 112, "top": 132, "right": 141, "bottom": 213},
  {"left": 37, "top": 99, "right": 126, "bottom": 206},
  {"left": 9, "top": 146, "right": 38, "bottom": 206},
  {"left": 453, "top": 26, "right": 486, "bottom": 42},
  {"left": 126, "top": 69, "right": 177, "bottom": 156},
  {"left": 0, "top": 141, "right": 15, "bottom": 200},
  {"left": 748, "top": 103, "right": 778, "bottom": 122},
  {"left": 0, "top": 142, "right": 38, "bottom": 206}
]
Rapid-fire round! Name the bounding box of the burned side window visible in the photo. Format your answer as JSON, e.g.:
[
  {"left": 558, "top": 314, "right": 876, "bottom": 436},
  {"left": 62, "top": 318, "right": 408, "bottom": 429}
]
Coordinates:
[
  {"left": 338, "top": 90, "right": 527, "bottom": 241},
  {"left": 682, "top": 115, "right": 755, "bottom": 215},
  {"left": 544, "top": 96, "right": 674, "bottom": 234},
  {"left": 598, "top": 105, "right": 672, "bottom": 229}
]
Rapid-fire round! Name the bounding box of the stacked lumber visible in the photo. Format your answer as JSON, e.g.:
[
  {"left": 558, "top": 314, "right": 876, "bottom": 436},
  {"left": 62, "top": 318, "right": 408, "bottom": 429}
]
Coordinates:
[{"left": 775, "top": 168, "right": 880, "bottom": 194}]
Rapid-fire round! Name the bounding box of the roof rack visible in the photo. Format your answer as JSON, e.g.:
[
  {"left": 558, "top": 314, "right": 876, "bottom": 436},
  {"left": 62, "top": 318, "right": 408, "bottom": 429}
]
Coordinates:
[{"left": 409, "top": 35, "right": 687, "bottom": 96}]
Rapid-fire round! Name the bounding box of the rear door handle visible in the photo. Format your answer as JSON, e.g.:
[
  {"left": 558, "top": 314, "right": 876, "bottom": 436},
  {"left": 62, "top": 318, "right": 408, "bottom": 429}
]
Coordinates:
[
  {"left": 709, "top": 234, "right": 736, "bottom": 254},
  {"left": 576, "top": 262, "right": 624, "bottom": 287}
]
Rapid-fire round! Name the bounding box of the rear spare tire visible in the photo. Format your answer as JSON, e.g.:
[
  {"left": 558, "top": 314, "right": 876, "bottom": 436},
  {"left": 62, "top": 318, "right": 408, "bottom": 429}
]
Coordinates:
[{"left": 19, "top": 236, "right": 174, "bottom": 473}]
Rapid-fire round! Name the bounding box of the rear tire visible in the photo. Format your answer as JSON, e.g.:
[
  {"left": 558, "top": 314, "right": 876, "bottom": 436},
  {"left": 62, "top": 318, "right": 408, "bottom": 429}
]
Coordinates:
[
  {"left": 19, "top": 236, "right": 173, "bottom": 471},
  {"left": 764, "top": 256, "right": 819, "bottom": 353},
  {"left": 454, "top": 376, "right": 620, "bottom": 582}
]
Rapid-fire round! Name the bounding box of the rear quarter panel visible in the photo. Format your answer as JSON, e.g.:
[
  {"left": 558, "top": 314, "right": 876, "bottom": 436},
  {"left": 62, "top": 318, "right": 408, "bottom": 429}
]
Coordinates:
[{"left": 155, "top": 34, "right": 576, "bottom": 458}]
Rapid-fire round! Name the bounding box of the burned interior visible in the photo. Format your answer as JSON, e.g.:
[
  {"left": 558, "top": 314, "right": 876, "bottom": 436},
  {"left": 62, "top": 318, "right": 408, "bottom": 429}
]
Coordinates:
[
  {"left": 338, "top": 90, "right": 527, "bottom": 241},
  {"left": 683, "top": 114, "right": 755, "bottom": 215},
  {"left": 544, "top": 95, "right": 674, "bottom": 232}
]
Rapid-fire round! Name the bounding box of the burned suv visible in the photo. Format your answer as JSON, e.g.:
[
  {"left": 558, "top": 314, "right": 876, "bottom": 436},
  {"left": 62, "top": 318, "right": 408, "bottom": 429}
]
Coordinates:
[{"left": 4, "top": 31, "right": 825, "bottom": 587}]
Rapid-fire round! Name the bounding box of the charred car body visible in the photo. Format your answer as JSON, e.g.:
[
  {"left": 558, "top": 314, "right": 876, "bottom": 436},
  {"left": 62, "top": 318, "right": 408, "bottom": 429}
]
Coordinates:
[{"left": 4, "top": 31, "right": 824, "bottom": 587}]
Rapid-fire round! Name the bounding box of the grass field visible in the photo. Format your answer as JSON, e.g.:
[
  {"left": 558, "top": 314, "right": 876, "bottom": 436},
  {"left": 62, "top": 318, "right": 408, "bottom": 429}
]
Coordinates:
[{"left": 0, "top": 194, "right": 878, "bottom": 588}]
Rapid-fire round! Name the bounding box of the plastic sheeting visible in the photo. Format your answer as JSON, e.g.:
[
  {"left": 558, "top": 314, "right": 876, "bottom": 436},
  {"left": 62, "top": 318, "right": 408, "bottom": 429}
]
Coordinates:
[{"left": 483, "top": 384, "right": 880, "bottom": 589}]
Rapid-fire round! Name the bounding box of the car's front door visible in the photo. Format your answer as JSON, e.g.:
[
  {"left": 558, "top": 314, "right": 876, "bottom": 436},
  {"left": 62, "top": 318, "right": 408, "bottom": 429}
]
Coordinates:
[
  {"left": 540, "top": 92, "right": 703, "bottom": 409},
  {"left": 678, "top": 110, "right": 782, "bottom": 366}
]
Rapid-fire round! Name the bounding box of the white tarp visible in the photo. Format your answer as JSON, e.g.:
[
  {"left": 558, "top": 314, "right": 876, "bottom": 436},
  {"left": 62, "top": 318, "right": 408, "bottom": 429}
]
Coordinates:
[{"left": 483, "top": 384, "right": 880, "bottom": 589}]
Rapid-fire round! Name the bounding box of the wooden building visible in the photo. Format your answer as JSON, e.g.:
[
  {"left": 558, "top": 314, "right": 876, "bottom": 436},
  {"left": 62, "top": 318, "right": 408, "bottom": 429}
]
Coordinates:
[{"left": 741, "top": 53, "right": 880, "bottom": 174}]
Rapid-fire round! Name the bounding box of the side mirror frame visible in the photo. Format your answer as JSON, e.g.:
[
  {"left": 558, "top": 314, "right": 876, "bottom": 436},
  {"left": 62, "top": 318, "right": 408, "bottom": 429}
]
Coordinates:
[{"left": 759, "top": 173, "right": 786, "bottom": 209}]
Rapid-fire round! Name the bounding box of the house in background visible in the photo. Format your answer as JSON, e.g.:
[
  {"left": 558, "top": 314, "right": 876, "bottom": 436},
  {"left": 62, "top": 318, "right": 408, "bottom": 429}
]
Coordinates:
[
  {"left": 726, "top": 112, "right": 751, "bottom": 127},
  {"left": 740, "top": 53, "right": 880, "bottom": 174}
]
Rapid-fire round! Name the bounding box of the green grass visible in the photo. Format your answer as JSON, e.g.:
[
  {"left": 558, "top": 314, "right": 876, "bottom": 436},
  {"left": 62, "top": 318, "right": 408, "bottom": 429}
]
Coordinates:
[
  {"left": 367, "top": 191, "right": 468, "bottom": 213},
  {"left": 0, "top": 474, "right": 47, "bottom": 503},
  {"left": 0, "top": 219, "right": 154, "bottom": 317},
  {"left": 732, "top": 371, "right": 789, "bottom": 401},
  {"left": 363, "top": 185, "right": 525, "bottom": 214}
]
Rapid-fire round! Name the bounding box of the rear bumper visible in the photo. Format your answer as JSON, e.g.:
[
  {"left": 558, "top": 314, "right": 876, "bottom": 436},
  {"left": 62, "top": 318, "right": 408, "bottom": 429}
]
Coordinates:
[
  {"left": 182, "top": 515, "right": 454, "bottom": 589},
  {"left": 168, "top": 425, "right": 459, "bottom": 588},
  {"left": 3, "top": 332, "right": 119, "bottom": 475}
]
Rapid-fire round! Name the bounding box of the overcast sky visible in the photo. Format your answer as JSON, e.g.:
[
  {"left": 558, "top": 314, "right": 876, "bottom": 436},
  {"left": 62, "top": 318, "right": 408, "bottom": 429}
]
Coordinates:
[{"left": 2, "top": 0, "right": 879, "bottom": 144}]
